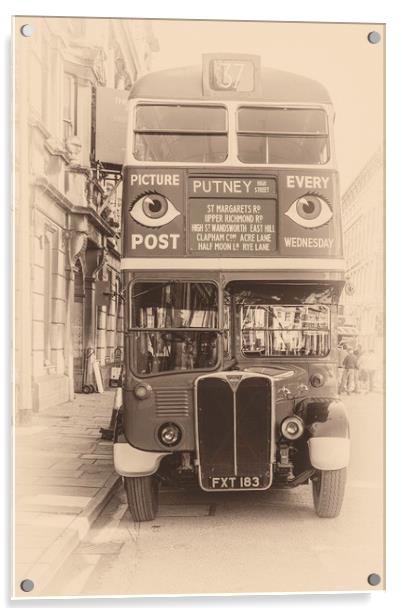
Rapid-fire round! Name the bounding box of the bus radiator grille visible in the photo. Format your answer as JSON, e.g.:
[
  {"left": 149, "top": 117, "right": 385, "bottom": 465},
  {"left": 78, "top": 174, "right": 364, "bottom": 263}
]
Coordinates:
[{"left": 196, "top": 375, "right": 272, "bottom": 486}]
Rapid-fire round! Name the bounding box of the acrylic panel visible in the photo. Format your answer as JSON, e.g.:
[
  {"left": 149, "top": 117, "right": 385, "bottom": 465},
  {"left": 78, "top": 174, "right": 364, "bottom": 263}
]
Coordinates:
[{"left": 13, "top": 16, "right": 385, "bottom": 598}]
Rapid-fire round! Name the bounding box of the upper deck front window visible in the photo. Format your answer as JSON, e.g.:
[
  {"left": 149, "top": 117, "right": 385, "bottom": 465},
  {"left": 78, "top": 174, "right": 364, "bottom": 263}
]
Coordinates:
[
  {"left": 133, "top": 104, "right": 228, "bottom": 163},
  {"left": 237, "top": 107, "right": 329, "bottom": 165}
]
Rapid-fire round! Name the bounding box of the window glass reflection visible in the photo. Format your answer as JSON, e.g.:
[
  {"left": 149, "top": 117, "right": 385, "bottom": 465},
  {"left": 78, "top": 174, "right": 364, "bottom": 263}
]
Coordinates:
[
  {"left": 135, "top": 331, "right": 218, "bottom": 375},
  {"left": 240, "top": 305, "right": 330, "bottom": 357}
]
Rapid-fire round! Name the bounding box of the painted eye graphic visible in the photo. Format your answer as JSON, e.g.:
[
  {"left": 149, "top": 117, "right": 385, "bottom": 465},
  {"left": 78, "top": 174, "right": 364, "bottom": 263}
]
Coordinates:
[
  {"left": 285, "top": 194, "right": 333, "bottom": 228},
  {"left": 130, "top": 192, "right": 180, "bottom": 228}
]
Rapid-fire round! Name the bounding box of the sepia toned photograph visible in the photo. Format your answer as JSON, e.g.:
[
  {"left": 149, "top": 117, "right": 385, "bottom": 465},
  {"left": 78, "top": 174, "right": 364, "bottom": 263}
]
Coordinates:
[{"left": 12, "top": 16, "right": 384, "bottom": 598}]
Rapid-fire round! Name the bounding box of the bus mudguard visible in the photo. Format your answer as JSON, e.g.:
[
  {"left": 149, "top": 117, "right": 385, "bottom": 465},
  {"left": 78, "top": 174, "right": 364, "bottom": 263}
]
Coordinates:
[
  {"left": 114, "top": 442, "right": 171, "bottom": 477},
  {"left": 297, "top": 398, "right": 350, "bottom": 471}
]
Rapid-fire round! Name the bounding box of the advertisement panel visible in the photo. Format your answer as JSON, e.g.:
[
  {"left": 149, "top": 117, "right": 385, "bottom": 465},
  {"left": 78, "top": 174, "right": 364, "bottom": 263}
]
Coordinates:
[{"left": 122, "top": 168, "right": 340, "bottom": 259}]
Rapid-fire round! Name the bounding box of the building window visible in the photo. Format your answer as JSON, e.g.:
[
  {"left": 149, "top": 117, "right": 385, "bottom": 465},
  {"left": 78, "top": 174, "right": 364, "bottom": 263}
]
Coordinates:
[
  {"left": 43, "top": 229, "right": 57, "bottom": 366},
  {"left": 63, "top": 73, "right": 78, "bottom": 141},
  {"left": 43, "top": 236, "right": 52, "bottom": 364}
]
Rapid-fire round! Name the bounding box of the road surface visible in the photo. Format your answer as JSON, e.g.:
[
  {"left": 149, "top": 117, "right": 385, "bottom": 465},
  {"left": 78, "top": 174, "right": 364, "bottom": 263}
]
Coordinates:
[{"left": 46, "top": 392, "right": 384, "bottom": 597}]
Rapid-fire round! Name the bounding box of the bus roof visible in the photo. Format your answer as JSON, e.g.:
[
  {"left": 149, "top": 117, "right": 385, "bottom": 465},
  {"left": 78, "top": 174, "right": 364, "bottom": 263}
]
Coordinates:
[{"left": 129, "top": 65, "right": 332, "bottom": 104}]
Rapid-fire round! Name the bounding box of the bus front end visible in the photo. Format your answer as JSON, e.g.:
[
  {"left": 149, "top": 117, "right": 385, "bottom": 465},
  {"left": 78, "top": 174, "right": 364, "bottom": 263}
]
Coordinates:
[{"left": 114, "top": 55, "right": 350, "bottom": 521}]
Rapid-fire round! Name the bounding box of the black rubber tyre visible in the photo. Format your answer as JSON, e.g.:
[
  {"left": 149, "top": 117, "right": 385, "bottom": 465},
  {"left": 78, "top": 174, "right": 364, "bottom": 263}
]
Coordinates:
[
  {"left": 312, "top": 468, "right": 347, "bottom": 518},
  {"left": 82, "top": 385, "right": 92, "bottom": 394},
  {"left": 125, "top": 475, "right": 159, "bottom": 522}
]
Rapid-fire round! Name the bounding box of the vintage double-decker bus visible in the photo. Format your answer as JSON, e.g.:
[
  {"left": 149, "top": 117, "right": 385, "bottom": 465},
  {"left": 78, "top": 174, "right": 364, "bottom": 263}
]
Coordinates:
[{"left": 113, "top": 54, "right": 350, "bottom": 521}]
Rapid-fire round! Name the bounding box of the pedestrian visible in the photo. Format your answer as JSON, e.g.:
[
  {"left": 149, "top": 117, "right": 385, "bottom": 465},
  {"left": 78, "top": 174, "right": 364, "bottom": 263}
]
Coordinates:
[
  {"left": 353, "top": 344, "right": 363, "bottom": 394},
  {"left": 357, "top": 349, "right": 369, "bottom": 394},
  {"left": 337, "top": 343, "right": 348, "bottom": 394},
  {"left": 366, "top": 349, "right": 377, "bottom": 392},
  {"left": 339, "top": 347, "right": 357, "bottom": 395}
]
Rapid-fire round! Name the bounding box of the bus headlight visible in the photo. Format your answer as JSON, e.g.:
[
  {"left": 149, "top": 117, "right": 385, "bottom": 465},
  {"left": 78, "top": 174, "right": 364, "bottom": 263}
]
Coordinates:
[
  {"left": 134, "top": 383, "right": 152, "bottom": 400},
  {"left": 158, "top": 423, "right": 182, "bottom": 447},
  {"left": 281, "top": 416, "right": 304, "bottom": 440}
]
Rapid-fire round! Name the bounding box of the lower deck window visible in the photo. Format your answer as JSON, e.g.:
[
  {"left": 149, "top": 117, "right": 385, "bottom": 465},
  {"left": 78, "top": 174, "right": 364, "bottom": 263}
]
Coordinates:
[
  {"left": 131, "top": 281, "right": 219, "bottom": 374},
  {"left": 241, "top": 305, "right": 330, "bottom": 357}
]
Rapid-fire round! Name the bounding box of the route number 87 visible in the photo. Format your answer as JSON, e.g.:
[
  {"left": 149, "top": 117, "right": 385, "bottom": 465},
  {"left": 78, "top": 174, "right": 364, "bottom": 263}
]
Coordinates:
[{"left": 213, "top": 61, "right": 245, "bottom": 90}]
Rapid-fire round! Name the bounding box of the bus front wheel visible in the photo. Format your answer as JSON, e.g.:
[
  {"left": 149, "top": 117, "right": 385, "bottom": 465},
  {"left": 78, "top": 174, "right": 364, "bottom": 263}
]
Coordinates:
[
  {"left": 311, "top": 468, "right": 347, "bottom": 518},
  {"left": 124, "top": 475, "right": 159, "bottom": 522}
]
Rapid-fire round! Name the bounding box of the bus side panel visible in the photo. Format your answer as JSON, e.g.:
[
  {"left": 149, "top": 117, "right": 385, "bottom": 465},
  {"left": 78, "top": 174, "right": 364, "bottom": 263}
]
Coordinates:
[{"left": 123, "top": 355, "right": 197, "bottom": 453}]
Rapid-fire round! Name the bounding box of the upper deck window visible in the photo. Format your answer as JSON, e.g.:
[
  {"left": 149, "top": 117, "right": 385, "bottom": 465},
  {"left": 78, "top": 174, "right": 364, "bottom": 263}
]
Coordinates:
[
  {"left": 133, "top": 104, "right": 228, "bottom": 163},
  {"left": 237, "top": 107, "right": 329, "bottom": 165}
]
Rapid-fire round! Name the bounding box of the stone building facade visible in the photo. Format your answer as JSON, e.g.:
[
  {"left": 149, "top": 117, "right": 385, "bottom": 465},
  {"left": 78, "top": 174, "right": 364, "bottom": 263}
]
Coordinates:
[
  {"left": 340, "top": 148, "right": 384, "bottom": 359},
  {"left": 14, "top": 17, "right": 159, "bottom": 418}
]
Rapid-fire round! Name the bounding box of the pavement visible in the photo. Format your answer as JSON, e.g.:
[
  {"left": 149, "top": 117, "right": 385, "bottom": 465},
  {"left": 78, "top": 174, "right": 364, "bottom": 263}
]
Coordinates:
[{"left": 13, "top": 390, "right": 121, "bottom": 598}]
